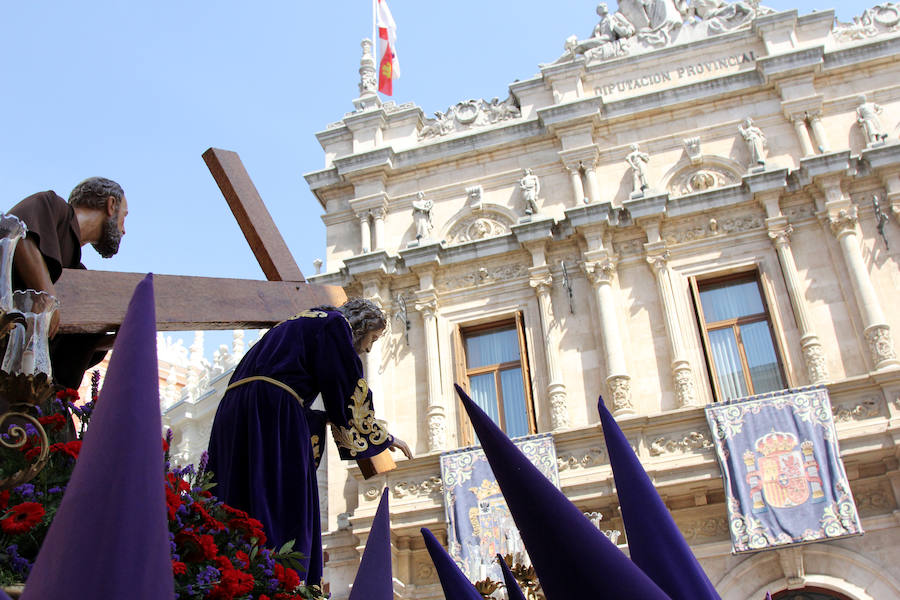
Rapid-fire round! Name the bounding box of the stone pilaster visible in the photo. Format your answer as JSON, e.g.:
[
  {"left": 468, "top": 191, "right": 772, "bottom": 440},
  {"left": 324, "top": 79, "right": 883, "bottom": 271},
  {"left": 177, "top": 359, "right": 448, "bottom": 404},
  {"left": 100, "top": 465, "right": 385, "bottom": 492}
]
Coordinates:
[
  {"left": 372, "top": 207, "right": 386, "bottom": 251},
  {"left": 567, "top": 165, "right": 586, "bottom": 205},
  {"left": 414, "top": 291, "right": 447, "bottom": 451},
  {"left": 827, "top": 199, "right": 900, "bottom": 370},
  {"left": 357, "top": 211, "right": 371, "bottom": 254},
  {"left": 790, "top": 113, "right": 815, "bottom": 157},
  {"left": 646, "top": 245, "right": 699, "bottom": 407},
  {"left": 767, "top": 218, "right": 829, "bottom": 383},
  {"left": 583, "top": 254, "right": 633, "bottom": 415},
  {"left": 807, "top": 111, "right": 830, "bottom": 154},
  {"left": 529, "top": 266, "right": 569, "bottom": 430}
]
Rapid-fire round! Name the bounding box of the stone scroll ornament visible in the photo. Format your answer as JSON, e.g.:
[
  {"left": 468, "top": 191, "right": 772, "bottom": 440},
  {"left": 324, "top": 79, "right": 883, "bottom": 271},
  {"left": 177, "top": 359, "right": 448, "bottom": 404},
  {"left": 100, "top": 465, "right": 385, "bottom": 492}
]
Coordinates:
[
  {"left": 833, "top": 2, "right": 900, "bottom": 42},
  {"left": 418, "top": 96, "right": 521, "bottom": 140},
  {"left": 705, "top": 386, "right": 862, "bottom": 553}
]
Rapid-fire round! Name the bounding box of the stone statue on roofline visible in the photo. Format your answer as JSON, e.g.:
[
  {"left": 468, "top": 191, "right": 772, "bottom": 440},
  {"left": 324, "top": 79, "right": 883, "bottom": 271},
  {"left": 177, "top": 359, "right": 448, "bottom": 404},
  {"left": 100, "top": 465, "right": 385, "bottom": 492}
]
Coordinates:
[
  {"left": 412, "top": 192, "right": 434, "bottom": 242},
  {"left": 856, "top": 94, "right": 889, "bottom": 147},
  {"left": 519, "top": 168, "right": 541, "bottom": 216},
  {"left": 739, "top": 117, "right": 767, "bottom": 170},
  {"left": 625, "top": 144, "right": 651, "bottom": 197}
]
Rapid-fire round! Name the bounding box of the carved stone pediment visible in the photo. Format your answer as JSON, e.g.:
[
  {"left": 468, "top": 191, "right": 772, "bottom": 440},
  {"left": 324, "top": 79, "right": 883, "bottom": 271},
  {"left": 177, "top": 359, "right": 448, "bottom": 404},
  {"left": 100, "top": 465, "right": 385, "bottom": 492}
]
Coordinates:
[
  {"left": 445, "top": 210, "right": 514, "bottom": 245},
  {"left": 667, "top": 164, "right": 741, "bottom": 197},
  {"left": 833, "top": 3, "right": 900, "bottom": 43},
  {"left": 418, "top": 96, "right": 521, "bottom": 140}
]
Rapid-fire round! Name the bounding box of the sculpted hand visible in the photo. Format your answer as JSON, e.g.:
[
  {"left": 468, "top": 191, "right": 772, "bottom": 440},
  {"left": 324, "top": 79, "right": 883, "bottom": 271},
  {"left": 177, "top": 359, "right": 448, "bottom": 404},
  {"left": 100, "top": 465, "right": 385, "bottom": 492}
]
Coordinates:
[{"left": 389, "top": 436, "right": 413, "bottom": 460}]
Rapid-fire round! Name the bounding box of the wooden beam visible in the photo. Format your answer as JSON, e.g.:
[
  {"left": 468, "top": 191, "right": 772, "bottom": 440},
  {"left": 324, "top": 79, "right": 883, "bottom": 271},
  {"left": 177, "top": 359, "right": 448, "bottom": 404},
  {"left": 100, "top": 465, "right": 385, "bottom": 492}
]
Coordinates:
[
  {"left": 55, "top": 269, "right": 346, "bottom": 334},
  {"left": 202, "top": 147, "right": 306, "bottom": 282}
]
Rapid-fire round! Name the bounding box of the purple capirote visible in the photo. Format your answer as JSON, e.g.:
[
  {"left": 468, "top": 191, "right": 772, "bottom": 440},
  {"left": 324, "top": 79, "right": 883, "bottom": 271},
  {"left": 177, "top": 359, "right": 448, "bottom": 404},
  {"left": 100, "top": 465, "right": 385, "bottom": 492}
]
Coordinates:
[
  {"left": 454, "top": 384, "right": 671, "bottom": 600},
  {"left": 597, "top": 396, "right": 720, "bottom": 600},
  {"left": 496, "top": 554, "right": 527, "bottom": 600},
  {"left": 420, "top": 527, "right": 484, "bottom": 600},
  {"left": 348, "top": 488, "right": 393, "bottom": 600},
  {"left": 23, "top": 274, "right": 175, "bottom": 599}
]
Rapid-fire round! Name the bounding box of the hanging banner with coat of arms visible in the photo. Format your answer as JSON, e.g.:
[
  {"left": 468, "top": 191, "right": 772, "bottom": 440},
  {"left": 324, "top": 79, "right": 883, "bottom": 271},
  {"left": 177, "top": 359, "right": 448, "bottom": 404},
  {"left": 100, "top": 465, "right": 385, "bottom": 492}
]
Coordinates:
[
  {"left": 439, "top": 433, "right": 559, "bottom": 581},
  {"left": 705, "top": 386, "right": 862, "bottom": 553}
]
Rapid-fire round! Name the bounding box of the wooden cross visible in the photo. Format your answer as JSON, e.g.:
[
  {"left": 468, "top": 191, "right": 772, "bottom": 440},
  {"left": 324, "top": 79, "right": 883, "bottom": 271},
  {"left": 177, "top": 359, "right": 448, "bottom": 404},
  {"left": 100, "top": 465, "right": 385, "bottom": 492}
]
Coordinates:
[{"left": 55, "top": 148, "right": 346, "bottom": 334}]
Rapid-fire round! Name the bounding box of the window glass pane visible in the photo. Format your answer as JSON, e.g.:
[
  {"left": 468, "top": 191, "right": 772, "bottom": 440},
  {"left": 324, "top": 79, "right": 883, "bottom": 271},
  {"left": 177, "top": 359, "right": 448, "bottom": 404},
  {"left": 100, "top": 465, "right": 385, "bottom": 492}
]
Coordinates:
[
  {"left": 708, "top": 328, "right": 749, "bottom": 401},
  {"left": 465, "top": 328, "right": 519, "bottom": 368},
  {"left": 469, "top": 373, "right": 500, "bottom": 427},
  {"left": 740, "top": 321, "right": 784, "bottom": 394},
  {"left": 699, "top": 280, "right": 765, "bottom": 322},
  {"left": 500, "top": 368, "right": 528, "bottom": 438}
]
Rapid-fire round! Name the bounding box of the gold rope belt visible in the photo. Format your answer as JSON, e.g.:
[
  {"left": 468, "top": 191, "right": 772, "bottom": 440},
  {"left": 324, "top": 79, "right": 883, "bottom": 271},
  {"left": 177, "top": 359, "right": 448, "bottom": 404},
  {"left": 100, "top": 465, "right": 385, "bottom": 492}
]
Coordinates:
[{"left": 225, "top": 375, "right": 303, "bottom": 405}]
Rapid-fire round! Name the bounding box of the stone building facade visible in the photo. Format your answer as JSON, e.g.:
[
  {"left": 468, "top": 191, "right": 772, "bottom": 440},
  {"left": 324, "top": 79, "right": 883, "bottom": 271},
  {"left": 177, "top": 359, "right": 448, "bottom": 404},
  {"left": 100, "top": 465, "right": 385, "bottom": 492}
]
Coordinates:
[{"left": 171, "top": 3, "right": 900, "bottom": 599}]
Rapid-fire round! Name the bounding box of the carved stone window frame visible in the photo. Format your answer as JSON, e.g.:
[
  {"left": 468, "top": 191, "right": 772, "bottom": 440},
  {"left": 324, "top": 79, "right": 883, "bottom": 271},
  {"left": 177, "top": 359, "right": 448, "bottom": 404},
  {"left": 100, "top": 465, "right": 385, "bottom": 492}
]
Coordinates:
[
  {"left": 689, "top": 269, "right": 789, "bottom": 402},
  {"left": 453, "top": 312, "right": 536, "bottom": 446}
]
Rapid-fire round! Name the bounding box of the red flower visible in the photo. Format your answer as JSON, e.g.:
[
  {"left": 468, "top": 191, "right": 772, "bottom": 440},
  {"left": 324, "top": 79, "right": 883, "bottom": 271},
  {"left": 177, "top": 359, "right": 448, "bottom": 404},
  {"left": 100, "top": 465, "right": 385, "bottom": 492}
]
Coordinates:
[
  {"left": 56, "top": 388, "right": 79, "bottom": 401},
  {"left": 234, "top": 550, "right": 249, "bottom": 569},
  {"left": 49, "top": 440, "right": 82, "bottom": 460},
  {"left": 162, "top": 437, "right": 170, "bottom": 453},
  {"left": 172, "top": 560, "right": 186, "bottom": 575},
  {"left": 20, "top": 436, "right": 42, "bottom": 460},
  {"left": 38, "top": 413, "right": 67, "bottom": 432},
  {"left": 259, "top": 596, "right": 270, "bottom": 600},
  {"left": 165, "top": 486, "right": 181, "bottom": 521},
  {"left": 174, "top": 530, "right": 218, "bottom": 562},
  {"left": 0, "top": 490, "right": 10, "bottom": 510},
  {"left": 273, "top": 562, "right": 301, "bottom": 591},
  {"left": 190, "top": 500, "right": 224, "bottom": 532},
  {"left": 228, "top": 515, "right": 267, "bottom": 546},
  {"left": 166, "top": 472, "right": 190, "bottom": 494},
  {"left": 209, "top": 567, "right": 255, "bottom": 599},
  {"left": 1, "top": 502, "right": 46, "bottom": 535}
]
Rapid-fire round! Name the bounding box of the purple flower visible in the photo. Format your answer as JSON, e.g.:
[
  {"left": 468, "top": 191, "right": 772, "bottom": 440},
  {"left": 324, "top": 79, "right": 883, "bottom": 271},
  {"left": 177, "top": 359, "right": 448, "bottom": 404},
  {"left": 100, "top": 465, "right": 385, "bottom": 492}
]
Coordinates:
[
  {"left": 198, "top": 451, "right": 209, "bottom": 474},
  {"left": 13, "top": 483, "right": 35, "bottom": 498}
]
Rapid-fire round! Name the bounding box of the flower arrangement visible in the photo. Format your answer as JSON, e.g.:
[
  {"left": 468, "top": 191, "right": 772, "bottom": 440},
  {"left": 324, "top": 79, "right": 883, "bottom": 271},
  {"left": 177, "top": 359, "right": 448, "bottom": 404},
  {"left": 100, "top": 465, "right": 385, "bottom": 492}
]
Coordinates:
[{"left": 0, "top": 372, "right": 328, "bottom": 599}]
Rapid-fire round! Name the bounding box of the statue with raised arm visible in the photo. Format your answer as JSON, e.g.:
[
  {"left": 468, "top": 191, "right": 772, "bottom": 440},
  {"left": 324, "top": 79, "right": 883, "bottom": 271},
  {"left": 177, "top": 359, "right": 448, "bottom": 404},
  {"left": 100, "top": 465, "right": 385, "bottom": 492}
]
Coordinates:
[
  {"left": 625, "top": 144, "right": 651, "bottom": 194},
  {"left": 519, "top": 168, "right": 541, "bottom": 215},
  {"left": 856, "top": 94, "right": 888, "bottom": 147},
  {"left": 412, "top": 192, "right": 434, "bottom": 241},
  {"left": 739, "top": 117, "right": 767, "bottom": 168}
]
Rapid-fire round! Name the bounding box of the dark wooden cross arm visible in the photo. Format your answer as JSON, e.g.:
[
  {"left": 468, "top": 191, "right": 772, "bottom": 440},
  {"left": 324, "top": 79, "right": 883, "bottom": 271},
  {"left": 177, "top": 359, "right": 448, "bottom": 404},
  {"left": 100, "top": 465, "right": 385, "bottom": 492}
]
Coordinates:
[{"left": 54, "top": 147, "right": 345, "bottom": 334}]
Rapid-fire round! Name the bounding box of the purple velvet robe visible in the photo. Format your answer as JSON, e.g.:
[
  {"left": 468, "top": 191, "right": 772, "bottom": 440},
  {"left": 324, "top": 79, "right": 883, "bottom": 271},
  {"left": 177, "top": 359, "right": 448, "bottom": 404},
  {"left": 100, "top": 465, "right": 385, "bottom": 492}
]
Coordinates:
[{"left": 207, "top": 309, "right": 393, "bottom": 584}]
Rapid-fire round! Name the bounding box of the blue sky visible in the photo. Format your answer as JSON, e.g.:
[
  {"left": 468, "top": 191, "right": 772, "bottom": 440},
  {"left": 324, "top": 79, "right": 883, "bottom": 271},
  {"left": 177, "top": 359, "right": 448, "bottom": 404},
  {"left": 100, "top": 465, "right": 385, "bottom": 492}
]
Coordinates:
[{"left": 0, "top": 0, "right": 857, "bottom": 357}]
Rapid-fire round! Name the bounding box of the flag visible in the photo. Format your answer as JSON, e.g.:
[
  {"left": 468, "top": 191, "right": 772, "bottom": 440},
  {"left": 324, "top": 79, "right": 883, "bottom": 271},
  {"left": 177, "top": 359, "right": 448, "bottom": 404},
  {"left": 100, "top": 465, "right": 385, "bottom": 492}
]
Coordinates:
[
  {"left": 453, "top": 384, "right": 671, "bottom": 599},
  {"left": 376, "top": 0, "right": 399, "bottom": 95},
  {"left": 598, "top": 397, "right": 720, "bottom": 600},
  {"left": 23, "top": 274, "right": 175, "bottom": 600},
  {"left": 348, "top": 488, "right": 393, "bottom": 600}
]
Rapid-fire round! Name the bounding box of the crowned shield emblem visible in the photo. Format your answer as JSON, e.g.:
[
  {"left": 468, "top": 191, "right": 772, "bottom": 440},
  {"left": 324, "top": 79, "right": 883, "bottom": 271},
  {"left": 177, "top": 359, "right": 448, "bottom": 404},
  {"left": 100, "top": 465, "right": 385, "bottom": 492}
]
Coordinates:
[{"left": 743, "top": 431, "right": 825, "bottom": 512}]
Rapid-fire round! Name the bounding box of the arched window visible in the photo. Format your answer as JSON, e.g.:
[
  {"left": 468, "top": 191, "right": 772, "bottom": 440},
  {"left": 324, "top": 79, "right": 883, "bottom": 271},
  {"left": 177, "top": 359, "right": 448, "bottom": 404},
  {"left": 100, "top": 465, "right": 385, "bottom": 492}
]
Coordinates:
[{"left": 773, "top": 587, "right": 854, "bottom": 600}]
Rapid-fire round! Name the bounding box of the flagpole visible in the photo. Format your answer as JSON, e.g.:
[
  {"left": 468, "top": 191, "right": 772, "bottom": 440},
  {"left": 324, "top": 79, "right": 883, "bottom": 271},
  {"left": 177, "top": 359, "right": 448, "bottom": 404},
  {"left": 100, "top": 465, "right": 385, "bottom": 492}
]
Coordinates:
[{"left": 372, "top": 0, "right": 377, "bottom": 65}]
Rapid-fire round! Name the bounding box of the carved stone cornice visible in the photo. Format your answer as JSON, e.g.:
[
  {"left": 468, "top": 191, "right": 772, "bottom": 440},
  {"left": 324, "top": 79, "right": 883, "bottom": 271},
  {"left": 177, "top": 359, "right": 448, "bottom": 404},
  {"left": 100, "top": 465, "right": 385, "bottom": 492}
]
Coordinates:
[{"left": 558, "top": 145, "right": 601, "bottom": 171}]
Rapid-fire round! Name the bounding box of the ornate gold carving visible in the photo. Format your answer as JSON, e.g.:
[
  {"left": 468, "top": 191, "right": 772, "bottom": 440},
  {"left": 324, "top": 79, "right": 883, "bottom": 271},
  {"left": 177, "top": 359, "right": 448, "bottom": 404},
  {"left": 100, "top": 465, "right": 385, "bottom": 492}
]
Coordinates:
[{"left": 330, "top": 379, "right": 391, "bottom": 457}]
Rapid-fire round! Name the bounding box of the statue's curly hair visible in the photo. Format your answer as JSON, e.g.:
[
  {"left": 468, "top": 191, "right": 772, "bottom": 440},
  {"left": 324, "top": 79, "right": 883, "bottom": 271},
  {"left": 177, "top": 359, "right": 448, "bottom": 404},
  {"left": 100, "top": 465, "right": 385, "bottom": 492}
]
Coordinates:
[
  {"left": 311, "top": 298, "right": 386, "bottom": 347},
  {"left": 68, "top": 177, "right": 124, "bottom": 210}
]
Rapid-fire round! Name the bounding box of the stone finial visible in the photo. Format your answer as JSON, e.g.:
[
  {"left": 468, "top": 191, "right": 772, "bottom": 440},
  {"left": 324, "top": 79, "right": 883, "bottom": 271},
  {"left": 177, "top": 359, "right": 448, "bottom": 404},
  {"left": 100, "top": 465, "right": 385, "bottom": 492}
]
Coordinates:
[
  {"left": 683, "top": 136, "right": 702, "bottom": 165},
  {"left": 353, "top": 38, "right": 381, "bottom": 111},
  {"left": 313, "top": 258, "right": 323, "bottom": 275}
]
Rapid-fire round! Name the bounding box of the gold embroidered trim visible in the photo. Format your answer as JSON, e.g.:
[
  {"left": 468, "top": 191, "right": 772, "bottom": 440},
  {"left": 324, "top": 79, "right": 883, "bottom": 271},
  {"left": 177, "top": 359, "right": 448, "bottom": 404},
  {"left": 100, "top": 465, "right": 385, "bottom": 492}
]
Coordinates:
[
  {"left": 330, "top": 378, "right": 391, "bottom": 457},
  {"left": 310, "top": 434, "right": 321, "bottom": 462}
]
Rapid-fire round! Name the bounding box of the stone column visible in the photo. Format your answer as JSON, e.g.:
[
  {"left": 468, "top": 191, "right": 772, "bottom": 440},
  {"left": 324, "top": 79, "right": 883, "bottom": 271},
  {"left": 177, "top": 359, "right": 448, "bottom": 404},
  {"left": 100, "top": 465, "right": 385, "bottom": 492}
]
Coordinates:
[
  {"left": 828, "top": 206, "right": 900, "bottom": 369},
  {"left": 807, "top": 112, "right": 830, "bottom": 154},
  {"left": 767, "top": 220, "right": 829, "bottom": 383},
  {"left": 372, "top": 208, "right": 386, "bottom": 251},
  {"left": 583, "top": 162, "right": 603, "bottom": 205},
  {"left": 358, "top": 211, "right": 372, "bottom": 254},
  {"left": 568, "top": 165, "right": 586, "bottom": 205},
  {"left": 414, "top": 294, "right": 446, "bottom": 451},
  {"left": 646, "top": 246, "right": 699, "bottom": 407},
  {"left": 584, "top": 256, "right": 633, "bottom": 415},
  {"left": 791, "top": 115, "right": 816, "bottom": 158},
  {"left": 529, "top": 266, "right": 569, "bottom": 429}
]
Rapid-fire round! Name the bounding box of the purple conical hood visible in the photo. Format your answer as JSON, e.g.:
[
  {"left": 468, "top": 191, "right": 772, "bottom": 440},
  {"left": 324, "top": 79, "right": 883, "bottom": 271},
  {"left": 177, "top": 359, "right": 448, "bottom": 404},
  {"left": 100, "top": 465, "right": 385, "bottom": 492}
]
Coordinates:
[
  {"left": 23, "top": 275, "right": 174, "bottom": 599},
  {"left": 496, "top": 554, "right": 527, "bottom": 600},
  {"left": 455, "top": 384, "right": 671, "bottom": 600},
  {"left": 421, "top": 527, "right": 484, "bottom": 600},
  {"left": 597, "top": 396, "right": 720, "bottom": 600},
  {"left": 349, "top": 488, "right": 393, "bottom": 600}
]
